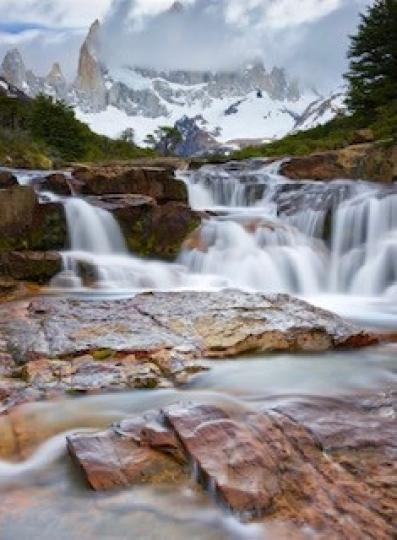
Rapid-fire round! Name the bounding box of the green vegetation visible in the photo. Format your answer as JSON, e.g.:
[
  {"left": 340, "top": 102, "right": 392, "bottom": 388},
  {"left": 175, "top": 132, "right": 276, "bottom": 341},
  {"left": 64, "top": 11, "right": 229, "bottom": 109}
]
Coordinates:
[
  {"left": 345, "top": 0, "right": 397, "bottom": 115},
  {"left": 0, "top": 94, "right": 154, "bottom": 169},
  {"left": 232, "top": 0, "right": 397, "bottom": 161},
  {"left": 232, "top": 102, "right": 397, "bottom": 160},
  {"left": 145, "top": 125, "right": 182, "bottom": 156}
]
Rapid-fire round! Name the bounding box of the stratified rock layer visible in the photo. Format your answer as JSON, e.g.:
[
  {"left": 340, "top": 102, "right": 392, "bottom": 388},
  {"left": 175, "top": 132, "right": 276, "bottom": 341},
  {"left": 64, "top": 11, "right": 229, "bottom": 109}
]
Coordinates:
[{"left": 67, "top": 392, "right": 396, "bottom": 538}]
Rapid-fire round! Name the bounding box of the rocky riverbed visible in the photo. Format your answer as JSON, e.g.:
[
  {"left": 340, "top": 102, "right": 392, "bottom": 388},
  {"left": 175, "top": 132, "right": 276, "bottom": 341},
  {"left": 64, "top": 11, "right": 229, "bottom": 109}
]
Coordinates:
[{"left": 0, "top": 290, "right": 377, "bottom": 415}]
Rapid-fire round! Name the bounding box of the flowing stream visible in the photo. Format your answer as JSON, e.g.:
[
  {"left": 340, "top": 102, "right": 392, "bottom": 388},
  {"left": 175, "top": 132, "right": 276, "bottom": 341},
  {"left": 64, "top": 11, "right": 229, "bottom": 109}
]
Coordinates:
[
  {"left": 41, "top": 160, "right": 397, "bottom": 326},
  {"left": 1, "top": 162, "right": 397, "bottom": 539}
]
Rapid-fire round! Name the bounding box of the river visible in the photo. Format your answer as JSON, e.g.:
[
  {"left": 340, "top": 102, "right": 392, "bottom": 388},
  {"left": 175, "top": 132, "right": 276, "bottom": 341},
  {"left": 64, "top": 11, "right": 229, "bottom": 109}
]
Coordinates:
[{"left": 0, "top": 161, "right": 396, "bottom": 539}]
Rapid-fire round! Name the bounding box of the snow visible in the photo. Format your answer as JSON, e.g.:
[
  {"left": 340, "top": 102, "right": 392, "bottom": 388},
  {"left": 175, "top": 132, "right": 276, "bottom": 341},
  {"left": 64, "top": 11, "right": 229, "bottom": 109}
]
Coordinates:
[
  {"left": 109, "top": 67, "right": 153, "bottom": 92},
  {"left": 75, "top": 74, "right": 339, "bottom": 148}
]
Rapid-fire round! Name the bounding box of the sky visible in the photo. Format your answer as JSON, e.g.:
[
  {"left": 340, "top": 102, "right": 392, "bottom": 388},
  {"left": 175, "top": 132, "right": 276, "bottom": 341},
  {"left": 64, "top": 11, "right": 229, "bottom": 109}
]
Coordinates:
[{"left": 0, "top": 0, "right": 371, "bottom": 90}]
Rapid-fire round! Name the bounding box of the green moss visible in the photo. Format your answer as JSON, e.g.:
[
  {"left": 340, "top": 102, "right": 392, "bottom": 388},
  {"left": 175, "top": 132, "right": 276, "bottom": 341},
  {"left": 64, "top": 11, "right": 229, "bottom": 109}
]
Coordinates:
[{"left": 92, "top": 349, "right": 115, "bottom": 361}]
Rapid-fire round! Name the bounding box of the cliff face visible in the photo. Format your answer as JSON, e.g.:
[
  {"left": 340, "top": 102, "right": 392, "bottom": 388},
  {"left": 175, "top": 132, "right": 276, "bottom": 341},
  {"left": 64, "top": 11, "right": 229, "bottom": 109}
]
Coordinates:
[
  {"left": 1, "top": 49, "right": 27, "bottom": 91},
  {"left": 45, "top": 63, "right": 67, "bottom": 100},
  {"left": 74, "top": 20, "right": 107, "bottom": 112}
]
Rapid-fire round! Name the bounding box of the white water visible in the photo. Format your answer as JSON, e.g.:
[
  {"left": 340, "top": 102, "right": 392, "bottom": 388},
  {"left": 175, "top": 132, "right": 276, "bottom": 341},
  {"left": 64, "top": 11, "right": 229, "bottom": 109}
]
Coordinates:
[
  {"left": 51, "top": 196, "right": 227, "bottom": 292},
  {"left": 10, "top": 163, "right": 397, "bottom": 322},
  {"left": 179, "top": 162, "right": 397, "bottom": 303}
]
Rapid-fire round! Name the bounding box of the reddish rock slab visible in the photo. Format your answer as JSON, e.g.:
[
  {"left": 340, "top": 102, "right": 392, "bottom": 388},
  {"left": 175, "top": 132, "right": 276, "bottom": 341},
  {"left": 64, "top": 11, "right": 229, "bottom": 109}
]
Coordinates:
[
  {"left": 73, "top": 165, "right": 188, "bottom": 203},
  {"left": 67, "top": 410, "right": 189, "bottom": 490},
  {"left": 68, "top": 400, "right": 395, "bottom": 538}
]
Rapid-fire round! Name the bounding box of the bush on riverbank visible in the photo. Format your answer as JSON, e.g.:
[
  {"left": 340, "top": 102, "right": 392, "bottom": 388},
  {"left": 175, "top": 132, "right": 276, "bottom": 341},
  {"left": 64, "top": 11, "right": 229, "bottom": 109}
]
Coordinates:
[{"left": 0, "top": 94, "right": 154, "bottom": 169}]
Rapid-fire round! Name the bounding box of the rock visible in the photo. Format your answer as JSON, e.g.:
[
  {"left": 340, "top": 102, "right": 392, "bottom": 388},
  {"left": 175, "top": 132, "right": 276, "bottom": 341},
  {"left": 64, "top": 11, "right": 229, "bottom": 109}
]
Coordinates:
[
  {"left": 281, "top": 153, "right": 345, "bottom": 181},
  {"left": 38, "top": 173, "right": 71, "bottom": 195},
  {"left": 68, "top": 398, "right": 395, "bottom": 537},
  {"left": 0, "top": 186, "right": 36, "bottom": 251},
  {"left": 0, "top": 291, "right": 377, "bottom": 412},
  {"left": 0, "top": 291, "right": 376, "bottom": 364},
  {"left": 0, "top": 171, "right": 18, "bottom": 188},
  {"left": 74, "top": 20, "right": 107, "bottom": 112},
  {"left": 88, "top": 194, "right": 201, "bottom": 259},
  {"left": 73, "top": 165, "right": 188, "bottom": 203},
  {"left": 1, "top": 48, "right": 27, "bottom": 90},
  {"left": 351, "top": 128, "right": 375, "bottom": 145},
  {"left": 280, "top": 142, "right": 397, "bottom": 183},
  {"left": 0, "top": 186, "right": 66, "bottom": 252},
  {"left": 67, "top": 410, "right": 189, "bottom": 490},
  {"left": 0, "top": 251, "right": 62, "bottom": 283},
  {"left": 45, "top": 63, "right": 67, "bottom": 100}
]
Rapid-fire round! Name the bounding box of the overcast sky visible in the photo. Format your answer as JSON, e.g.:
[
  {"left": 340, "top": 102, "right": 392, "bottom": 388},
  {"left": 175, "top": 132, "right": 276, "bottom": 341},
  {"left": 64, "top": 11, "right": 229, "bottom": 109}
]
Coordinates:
[{"left": 0, "top": 0, "right": 371, "bottom": 90}]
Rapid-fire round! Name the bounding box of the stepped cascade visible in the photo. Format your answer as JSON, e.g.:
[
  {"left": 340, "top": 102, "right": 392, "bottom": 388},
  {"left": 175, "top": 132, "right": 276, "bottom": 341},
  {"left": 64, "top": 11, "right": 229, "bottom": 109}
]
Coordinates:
[{"left": 13, "top": 162, "right": 396, "bottom": 318}]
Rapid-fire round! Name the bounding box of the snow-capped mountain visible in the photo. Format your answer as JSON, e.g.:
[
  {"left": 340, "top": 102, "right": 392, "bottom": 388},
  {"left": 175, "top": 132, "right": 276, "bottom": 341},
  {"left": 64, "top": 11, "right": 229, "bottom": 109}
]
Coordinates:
[{"left": 0, "top": 17, "right": 345, "bottom": 155}]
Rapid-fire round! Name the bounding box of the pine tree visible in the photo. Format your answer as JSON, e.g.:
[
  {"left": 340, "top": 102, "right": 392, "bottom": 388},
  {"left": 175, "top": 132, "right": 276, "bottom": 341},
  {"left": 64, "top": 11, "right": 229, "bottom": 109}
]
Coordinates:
[{"left": 345, "top": 0, "right": 397, "bottom": 115}]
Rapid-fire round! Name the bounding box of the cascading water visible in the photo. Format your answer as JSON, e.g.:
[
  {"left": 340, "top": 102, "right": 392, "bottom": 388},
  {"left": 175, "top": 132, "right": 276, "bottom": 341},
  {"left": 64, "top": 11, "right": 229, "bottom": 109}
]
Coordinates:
[
  {"left": 50, "top": 196, "right": 226, "bottom": 293},
  {"left": 179, "top": 161, "right": 397, "bottom": 307},
  {"left": 12, "top": 161, "right": 395, "bottom": 315}
]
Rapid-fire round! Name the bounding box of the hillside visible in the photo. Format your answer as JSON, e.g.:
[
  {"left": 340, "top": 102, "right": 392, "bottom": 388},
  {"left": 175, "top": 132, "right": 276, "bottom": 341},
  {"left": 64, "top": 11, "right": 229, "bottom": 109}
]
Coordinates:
[{"left": 0, "top": 78, "right": 153, "bottom": 169}]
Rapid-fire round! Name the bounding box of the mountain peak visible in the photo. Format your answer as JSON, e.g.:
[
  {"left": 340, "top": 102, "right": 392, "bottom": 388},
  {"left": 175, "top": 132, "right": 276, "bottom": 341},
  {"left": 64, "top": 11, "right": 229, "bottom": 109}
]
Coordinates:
[
  {"left": 1, "top": 48, "right": 27, "bottom": 90},
  {"left": 168, "top": 1, "right": 184, "bottom": 14}
]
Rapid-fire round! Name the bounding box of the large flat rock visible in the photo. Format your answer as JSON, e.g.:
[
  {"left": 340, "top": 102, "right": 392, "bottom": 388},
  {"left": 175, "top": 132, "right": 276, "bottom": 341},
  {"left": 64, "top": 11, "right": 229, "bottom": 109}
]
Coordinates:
[
  {"left": 0, "top": 291, "right": 377, "bottom": 413},
  {"left": 0, "top": 291, "right": 376, "bottom": 362}
]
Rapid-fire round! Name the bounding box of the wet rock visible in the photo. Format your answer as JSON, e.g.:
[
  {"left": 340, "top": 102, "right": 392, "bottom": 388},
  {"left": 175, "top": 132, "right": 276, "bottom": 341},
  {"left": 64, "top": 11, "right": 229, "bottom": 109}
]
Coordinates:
[
  {"left": 0, "top": 251, "right": 62, "bottom": 283},
  {"left": 67, "top": 410, "right": 189, "bottom": 490},
  {"left": 281, "top": 153, "right": 345, "bottom": 181},
  {"left": 89, "top": 194, "right": 201, "bottom": 259},
  {"left": 0, "top": 171, "right": 18, "bottom": 188},
  {"left": 0, "top": 186, "right": 36, "bottom": 251},
  {"left": 0, "top": 186, "right": 66, "bottom": 252},
  {"left": 280, "top": 142, "right": 397, "bottom": 183},
  {"left": 68, "top": 399, "right": 395, "bottom": 537},
  {"left": 38, "top": 173, "right": 71, "bottom": 195},
  {"left": 73, "top": 165, "right": 188, "bottom": 203},
  {"left": 0, "top": 291, "right": 376, "bottom": 365}
]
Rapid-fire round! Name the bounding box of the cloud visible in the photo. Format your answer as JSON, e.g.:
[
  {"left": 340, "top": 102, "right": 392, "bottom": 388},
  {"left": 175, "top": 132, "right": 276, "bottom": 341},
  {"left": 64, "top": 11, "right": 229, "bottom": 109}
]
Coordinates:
[
  {"left": 0, "top": 0, "right": 112, "bottom": 28},
  {"left": 100, "top": 0, "right": 369, "bottom": 89},
  {"left": 0, "top": 0, "right": 371, "bottom": 88}
]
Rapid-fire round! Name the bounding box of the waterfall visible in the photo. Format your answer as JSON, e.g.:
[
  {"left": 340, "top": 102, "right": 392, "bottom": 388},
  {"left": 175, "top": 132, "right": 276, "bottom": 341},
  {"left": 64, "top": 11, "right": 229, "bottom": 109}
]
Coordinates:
[
  {"left": 51, "top": 197, "right": 226, "bottom": 293},
  {"left": 25, "top": 158, "right": 394, "bottom": 305},
  {"left": 180, "top": 161, "right": 397, "bottom": 299},
  {"left": 330, "top": 190, "right": 397, "bottom": 296}
]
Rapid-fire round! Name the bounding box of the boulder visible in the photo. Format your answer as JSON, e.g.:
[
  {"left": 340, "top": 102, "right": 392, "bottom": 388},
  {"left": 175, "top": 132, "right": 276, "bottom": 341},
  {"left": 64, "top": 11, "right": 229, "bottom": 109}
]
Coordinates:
[
  {"left": 89, "top": 194, "right": 201, "bottom": 259},
  {"left": 0, "top": 171, "right": 18, "bottom": 188},
  {"left": 67, "top": 397, "right": 395, "bottom": 537},
  {"left": 280, "top": 153, "right": 345, "bottom": 181},
  {"left": 280, "top": 142, "right": 397, "bottom": 183},
  {"left": 0, "top": 291, "right": 378, "bottom": 413},
  {"left": 0, "top": 251, "right": 62, "bottom": 283},
  {"left": 67, "top": 410, "right": 189, "bottom": 490},
  {"left": 0, "top": 186, "right": 67, "bottom": 252},
  {"left": 38, "top": 173, "right": 71, "bottom": 195},
  {"left": 73, "top": 165, "right": 188, "bottom": 203},
  {"left": 351, "top": 128, "right": 375, "bottom": 145}
]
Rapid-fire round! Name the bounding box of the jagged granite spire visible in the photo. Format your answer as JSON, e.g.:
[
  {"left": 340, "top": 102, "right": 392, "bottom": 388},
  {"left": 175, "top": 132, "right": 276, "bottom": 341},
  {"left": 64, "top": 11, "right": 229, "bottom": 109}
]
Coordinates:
[
  {"left": 45, "top": 62, "right": 67, "bottom": 99},
  {"left": 1, "top": 48, "right": 27, "bottom": 90},
  {"left": 75, "top": 19, "right": 107, "bottom": 112}
]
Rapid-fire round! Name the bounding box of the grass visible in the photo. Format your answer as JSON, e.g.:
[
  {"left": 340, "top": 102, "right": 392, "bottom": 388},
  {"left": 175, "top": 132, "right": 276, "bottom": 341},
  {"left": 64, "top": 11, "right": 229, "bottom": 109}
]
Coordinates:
[{"left": 230, "top": 101, "right": 397, "bottom": 161}]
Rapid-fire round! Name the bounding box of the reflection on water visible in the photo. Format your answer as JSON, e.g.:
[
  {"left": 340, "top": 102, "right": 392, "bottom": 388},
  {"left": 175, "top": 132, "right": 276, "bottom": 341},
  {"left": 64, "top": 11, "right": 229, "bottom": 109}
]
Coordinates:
[{"left": 0, "top": 345, "right": 396, "bottom": 540}]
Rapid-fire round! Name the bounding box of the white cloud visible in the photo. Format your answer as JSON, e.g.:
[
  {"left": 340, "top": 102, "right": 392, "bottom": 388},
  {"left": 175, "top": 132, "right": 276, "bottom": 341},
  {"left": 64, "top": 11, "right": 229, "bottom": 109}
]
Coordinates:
[
  {"left": 0, "top": 0, "right": 112, "bottom": 28},
  {"left": 0, "top": 0, "right": 371, "bottom": 87}
]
